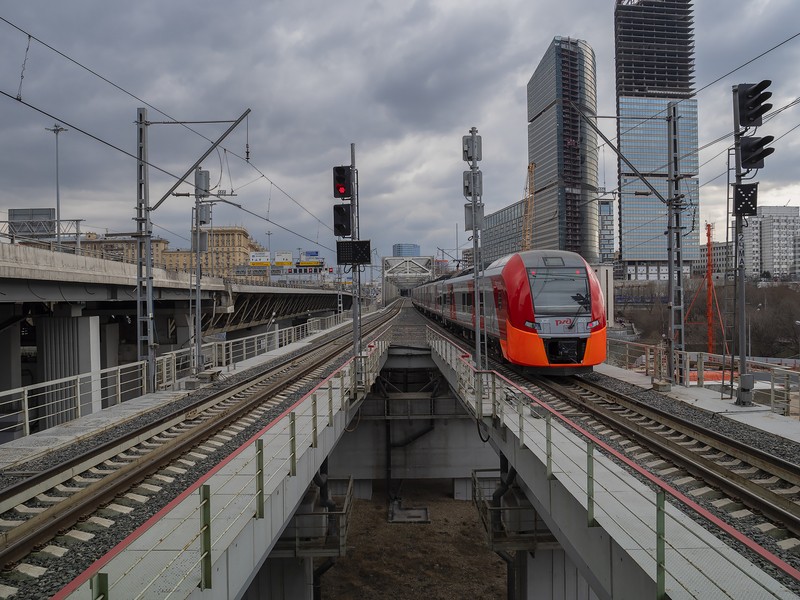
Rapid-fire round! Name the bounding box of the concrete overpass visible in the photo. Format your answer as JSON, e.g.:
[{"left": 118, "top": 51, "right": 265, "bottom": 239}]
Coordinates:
[{"left": 0, "top": 242, "right": 350, "bottom": 395}]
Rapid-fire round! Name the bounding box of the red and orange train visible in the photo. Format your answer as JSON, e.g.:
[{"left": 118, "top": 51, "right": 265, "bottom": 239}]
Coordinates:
[{"left": 412, "top": 250, "right": 607, "bottom": 374}]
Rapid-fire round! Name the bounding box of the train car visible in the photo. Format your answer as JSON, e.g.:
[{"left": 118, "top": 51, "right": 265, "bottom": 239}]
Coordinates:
[{"left": 412, "top": 249, "right": 606, "bottom": 374}]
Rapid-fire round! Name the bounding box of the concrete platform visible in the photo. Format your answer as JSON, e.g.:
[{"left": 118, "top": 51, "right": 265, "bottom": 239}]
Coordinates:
[{"left": 594, "top": 363, "right": 800, "bottom": 444}]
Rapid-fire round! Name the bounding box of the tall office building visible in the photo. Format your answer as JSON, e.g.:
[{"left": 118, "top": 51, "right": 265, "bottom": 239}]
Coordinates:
[
  {"left": 527, "top": 37, "right": 600, "bottom": 263},
  {"left": 392, "top": 243, "right": 420, "bottom": 257},
  {"left": 598, "top": 199, "right": 615, "bottom": 263},
  {"left": 615, "top": 0, "right": 700, "bottom": 280},
  {"left": 482, "top": 201, "right": 525, "bottom": 266}
]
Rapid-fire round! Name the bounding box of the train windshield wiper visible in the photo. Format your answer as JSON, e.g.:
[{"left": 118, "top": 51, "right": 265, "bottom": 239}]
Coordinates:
[
  {"left": 571, "top": 293, "right": 590, "bottom": 309},
  {"left": 567, "top": 293, "right": 590, "bottom": 329}
]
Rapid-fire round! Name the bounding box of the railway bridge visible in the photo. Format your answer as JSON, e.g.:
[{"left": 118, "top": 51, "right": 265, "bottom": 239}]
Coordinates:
[{"left": 2, "top": 305, "right": 795, "bottom": 599}]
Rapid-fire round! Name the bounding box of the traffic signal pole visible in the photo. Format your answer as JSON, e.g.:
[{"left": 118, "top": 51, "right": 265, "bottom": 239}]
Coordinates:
[
  {"left": 732, "top": 86, "right": 751, "bottom": 405},
  {"left": 462, "top": 128, "right": 484, "bottom": 387},
  {"left": 730, "top": 80, "right": 773, "bottom": 405},
  {"left": 350, "top": 143, "right": 362, "bottom": 369}
]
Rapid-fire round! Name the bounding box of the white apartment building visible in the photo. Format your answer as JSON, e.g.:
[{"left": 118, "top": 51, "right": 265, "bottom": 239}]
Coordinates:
[{"left": 741, "top": 206, "right": 800, "bottom": 279}]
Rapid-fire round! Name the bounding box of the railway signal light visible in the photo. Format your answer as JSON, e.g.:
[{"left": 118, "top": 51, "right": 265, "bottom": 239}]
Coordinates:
[
  {"left": 737, "top": 80, "right": 772, "bottom": 127},
  {"left": 740, "top": 135, "right": 775, "bottom": 170},
  {"left": 734, "top": 182, "right": 758, "bottom": 216},
  {"left": 332, "top": 165, "right": 352, "bottom": 199},
  {"left": 333, "top": 203, "right": 352, "bottom": 237}
]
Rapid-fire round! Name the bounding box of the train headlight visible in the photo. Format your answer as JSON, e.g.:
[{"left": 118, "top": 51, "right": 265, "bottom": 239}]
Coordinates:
[
  {"left": 525, "top": 321, "right": 541, "bottom": 331},
  {"left": 588, "top": 318, "right": 601, "bottom": 331}
]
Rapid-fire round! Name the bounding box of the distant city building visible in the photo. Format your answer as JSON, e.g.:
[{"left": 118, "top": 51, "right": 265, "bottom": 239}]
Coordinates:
[
  {"left": 483, "top": 37, "right": 600, "bottom": 266},
  {"left": 693, "top": 240, "right": 734, "bottom": 279},
  {"left": 461, "top": 248, "right": 474, "bottom": 268},
  {"left": 599, "top": 199, "right": 615, "bottom": 264},
  {"left": 482, "top": 201, "right": 524, "bottom": 265},
  {"left": 527, "top": 37, "right": 599, "bottom": 263},
  {"left": 794, "top": 234, "right": 800, "bottom": 279},
  {"left": 163, "top": 225, "right": 263, "bottom": 278},
  {"left": 741, "top": 206, "right": 800, "bottom": 279},
  {"left": 392, "top": 243, "right": 420, "bottom": 257},
  {"left": 62, "top": 233, "right": 170, "bottom": 268},
  {"left": 615, "top": 0, "right": 700, "bottom": 280}
]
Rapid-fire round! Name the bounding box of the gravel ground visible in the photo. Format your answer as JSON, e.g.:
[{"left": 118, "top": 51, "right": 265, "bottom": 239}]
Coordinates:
[{"left": 320, "top": 479, "right": 507, "bottom": 600}]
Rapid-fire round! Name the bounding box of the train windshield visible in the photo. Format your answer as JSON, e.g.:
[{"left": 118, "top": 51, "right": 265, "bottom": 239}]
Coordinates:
[{"left": 528, "top": 267, "right": 590, "bottom": 315}]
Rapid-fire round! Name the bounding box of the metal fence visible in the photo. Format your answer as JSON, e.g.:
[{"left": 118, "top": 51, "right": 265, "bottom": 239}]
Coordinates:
[
  {"left": 427, "top": 327, "right": 799, "bottom": 597},
  {"left": 1, "top": 312, "right": 349, "bottom": 444},
  {"left": 0, "top": 362, "right": 146, "bottom": 442},
  {"left": 607, "top": 338, "right": 798, "bottom": 417}
]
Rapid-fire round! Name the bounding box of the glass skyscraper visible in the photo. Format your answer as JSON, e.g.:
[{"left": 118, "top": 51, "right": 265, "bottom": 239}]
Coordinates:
[
  {"left": 482, "top": 200, "right": 525, "bottom": 265},
  {"left": 615, "top": 0, "right": 700, "bottom": 280},
  {"left": 392, "top": 243, "right": 420, "bottom": 257},
  {"left": 527, "top": 37, "right": 600, "bottom": 264}
]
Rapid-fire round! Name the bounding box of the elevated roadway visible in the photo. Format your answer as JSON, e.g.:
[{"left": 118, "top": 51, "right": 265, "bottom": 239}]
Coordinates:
[{"left": 0, "top": 242, "right": 350, "bottom": 397}]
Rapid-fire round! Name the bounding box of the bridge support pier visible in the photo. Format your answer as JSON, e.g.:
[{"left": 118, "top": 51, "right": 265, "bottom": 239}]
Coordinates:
[
  {"left": 244, "top": 556, "right": 313, "bottom": 600},
  {"left": 0, "top": 309, "right": 22, "bottom": 392},
  {"left": 173, "top": 309, "right": 192, "bottom": 350},
  {"left": 36, "top": 313, "right": 101, "bottom": 426},
  {"left": 519, "top": 547, "right": 594, "bottom": 599}
]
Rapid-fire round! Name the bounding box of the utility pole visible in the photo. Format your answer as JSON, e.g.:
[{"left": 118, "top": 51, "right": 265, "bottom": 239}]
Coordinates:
[
  {"left": 135, "top": 109, "right": 155, "bottom": 390},
  {"left": 351, "top": 143, "right": 362, "bottom": 366},
  {"left": 138, "top": 107, "right": 250, "bottom": 386},
  {"left": 462, "top": 127, "right": 483, "bottom": 371},
  {"left": 266, "top": 230, "right": 272, "bottom": 285},
  {"left": 731, "top": 80, "right": 773, "bottom": 405},
  {"left": 45, "top": 123, "right": 67, "bottom": 247},
  {"left": 666, "top": 102, "right": 686, "bottom": 385},
  {"left": 194, "top": 167, "right": 210, "bottom": 375}
]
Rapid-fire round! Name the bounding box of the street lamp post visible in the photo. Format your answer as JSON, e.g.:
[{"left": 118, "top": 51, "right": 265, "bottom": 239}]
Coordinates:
[
  {"left": 266, "top": 230, "right": 272, "bottom": 285},
  {"left": 45, "top": 123, "right": 68, "bottom": 247}
]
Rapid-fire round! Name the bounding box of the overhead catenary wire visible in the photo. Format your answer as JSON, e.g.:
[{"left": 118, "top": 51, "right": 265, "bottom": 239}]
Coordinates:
[
  {"left": 1, "top": 15, "right": 797, "bottom": 253},
  {"left": 0, "top": 15, "right": 335, "bottom": 241},
  {"left": 0, "top": 87, "right": 327, "bottom": 251},
  {"left": 600, "top": 31, "right": 800, "bottom": 151}
]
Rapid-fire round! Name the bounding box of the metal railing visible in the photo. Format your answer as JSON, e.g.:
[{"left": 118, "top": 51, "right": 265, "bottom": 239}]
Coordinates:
[
  {"left": 607, "top": 338, "right": 799, "bottom": 417},
  {"left": 69, "top": 337, "right": 390, "bottom": 598},
  {"left": 427, "top": 327, "right": 800, "bottom": 597},
  {"left": 1, "top": 312, "right": 350, "bottom": 444},
  {"left": 0, "top": 362, "right": 146, "bottom": 442}
]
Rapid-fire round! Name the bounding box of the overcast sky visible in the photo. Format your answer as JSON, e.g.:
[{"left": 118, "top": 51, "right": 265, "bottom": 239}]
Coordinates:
[{"left": 1, "top": 1, "right": 798, "bottom": 267}]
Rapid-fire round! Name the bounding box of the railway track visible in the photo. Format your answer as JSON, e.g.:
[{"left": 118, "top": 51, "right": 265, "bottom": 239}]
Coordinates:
[
  {"left": 530, "top": 375, "right": 800, "bottom": 539},
  {"left": 0, "top": 302, "right": 400, "bottom": 592},
  {"left": 420, "top": 312, "right": 800, "bottom": 581}
]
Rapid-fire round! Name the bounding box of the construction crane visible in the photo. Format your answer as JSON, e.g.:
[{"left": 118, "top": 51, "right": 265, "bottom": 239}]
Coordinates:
[{"left": 521, "top": 162, "right": 535, "bottom": 251}]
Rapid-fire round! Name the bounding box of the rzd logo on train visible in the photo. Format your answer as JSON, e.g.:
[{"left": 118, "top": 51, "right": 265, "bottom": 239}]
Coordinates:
[{"left": 555, "top": 319, "right": 573, "bottom": 327}]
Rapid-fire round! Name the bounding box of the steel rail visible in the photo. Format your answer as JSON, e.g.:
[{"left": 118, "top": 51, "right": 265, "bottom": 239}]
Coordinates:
[
  {"left": 533, "top": 376, "right": 800, "bottom": 537},
  {"left": 0, "top": 304, "right": 400, "bottom": 569}
]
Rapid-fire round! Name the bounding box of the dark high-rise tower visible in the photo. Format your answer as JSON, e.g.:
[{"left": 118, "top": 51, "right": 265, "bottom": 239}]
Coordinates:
[
  {"left": 614, "top": 0, "right": 700, "bottom": 280},
  {"left": 527, "top": 37, "right": 599, "bottom": 263}
]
